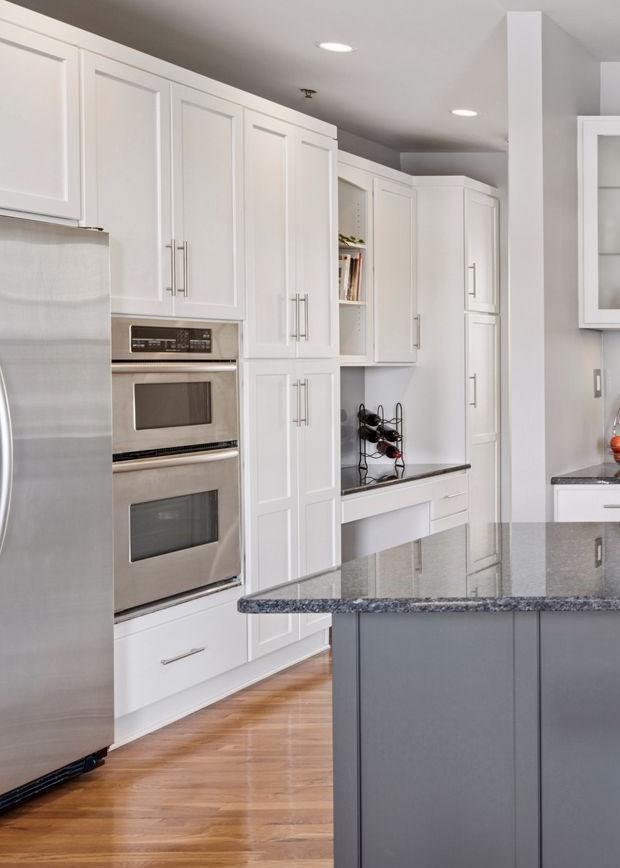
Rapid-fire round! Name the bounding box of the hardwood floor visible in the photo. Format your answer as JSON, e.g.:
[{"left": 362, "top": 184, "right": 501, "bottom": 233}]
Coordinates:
[{"left": 0, "top": 652, "right": 333, "bottom": 867}]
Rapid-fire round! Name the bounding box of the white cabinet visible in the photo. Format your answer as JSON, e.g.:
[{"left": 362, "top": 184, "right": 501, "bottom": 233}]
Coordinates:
[
  {"left": 81, "top": 52, "right": 172, "bottom": 316},
  {"left": 465, "top": 190, "right": 499, "bottom": 313},
  {"left": 554, "top": 485, "right": 620, "bottom": 521},
  {"left": 245, "top": 111, "right": 337, "bottom": 358},
  {"left": 171, "top": 84, "right": 244, "bottom": 320},
  {"left": 244, "top": 358, "right": 339, "bottom": 658},
  {"left": 0, "top": 21, "right": 80, "bottom": 218},
  {"left": 373, "top": 177, "right": 418, "bottom": 363},
  {"left": 467, "top": 312, "right": 500, "bottom": 571},
  {"left": 82, "top": 54, "right": 245, "bottom": 319},
  {"left": 579, "top": 116, "right": 620, "bottom": 328}
]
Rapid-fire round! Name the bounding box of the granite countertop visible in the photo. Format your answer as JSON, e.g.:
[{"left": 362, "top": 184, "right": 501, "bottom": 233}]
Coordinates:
[
  {"left": 551, "top": 463, "right": 620, "bottom": 484},
  {"left": 341, "top": 462, "right": 470, "bottom": 495},
  {"left": 238, "top": 522, "right": 620, "bottom": 614}
]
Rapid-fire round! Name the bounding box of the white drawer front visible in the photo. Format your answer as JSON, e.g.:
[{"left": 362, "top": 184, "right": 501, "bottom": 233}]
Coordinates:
[
  {"left": 342, "top": 480, "right": 433, "bottom": 524},
  {"left": 432, "top": 472, "right": 469, "bottom": 519},
  {"left": 431, "top": 511, "right": 468, "bottom": 535},
  {"left": 115, "top": 599, "right": 247, "bottom": 717},
  {"left": 555, "top": 486, "right": 620, "bottom": 522}
]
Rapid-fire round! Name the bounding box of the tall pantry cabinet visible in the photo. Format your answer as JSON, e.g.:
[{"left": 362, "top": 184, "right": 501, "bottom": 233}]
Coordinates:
[
  {"left": 412, "top": 178, "right": 500, "bottom": 571},
  {"left": 242, "top": 114, "right": 340, "bottom": 659}
]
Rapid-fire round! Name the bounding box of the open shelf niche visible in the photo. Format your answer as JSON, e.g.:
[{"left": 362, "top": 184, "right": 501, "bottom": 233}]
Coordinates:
[{"left": 338, "top": 172, "right": 372, "bottom": 363}]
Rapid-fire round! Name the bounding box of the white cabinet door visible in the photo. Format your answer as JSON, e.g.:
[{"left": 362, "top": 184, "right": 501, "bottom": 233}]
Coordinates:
[
  {"left": 297, "top": 360, "right": 340, "bottom": 638},
  {"left": 373, "top": 177, "right": 418, "bottom": 363},
  {"left": 296, "top": 131, "right": 338, "bottom": 358},
  {"left": 81, "top": 52, "right": 172, "bottom": 316},
  {"left": 579, "top": 117, "right": 620, "bottom": 327},
  {"left": 0, "top": 21, "right": 80, "bottom": 218},
  {"left": 467, "top": 313, "right": 500, "bottom": 571},
  {"left": 171, "top": 85, "right": 244, "bottom": 320},
  {"left": 244, "top": 111, "right": 296, "bottom": 358},
  {"left": 465, "top": 190, "right": 499, "bottom": 313},
  {"left": 245, "top": 361, "right": 300, "bottom": 659}
]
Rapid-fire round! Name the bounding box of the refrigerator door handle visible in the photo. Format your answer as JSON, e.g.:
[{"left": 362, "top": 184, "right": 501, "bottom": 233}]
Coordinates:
[{"left": 0, "top": 364, "right": 13, "bottom": 556}]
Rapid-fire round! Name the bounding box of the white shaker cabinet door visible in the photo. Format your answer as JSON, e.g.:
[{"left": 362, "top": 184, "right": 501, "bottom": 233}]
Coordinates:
[
  {"left": 297, "top": 360, "right": 340, "bottom": 638},
  {"left": 245, "top": 361, "right": 300, "bottom": 659},
  {"left": 244, "top": 112, "right": 297, "bottom": 358},
  {"left": 0, "top": 21, "right": 80, "bottom": 218},
  {"left": 467, "top": 313, "right": 500, "bottom": 571},
  {"left": 81, "top": 52, "right": 172, "bottom": 316},
  {"left": 465, "top": 190, "right": 499, "bottom": 313},
  {"left": 171, "top": 85, "right": 244, "bottom": 320},
  {"left": 295, "top": 131, "right": 338, "bottom": 358},
  {"left": 373, "top": 177, "right": 418, "bottom": 364}
]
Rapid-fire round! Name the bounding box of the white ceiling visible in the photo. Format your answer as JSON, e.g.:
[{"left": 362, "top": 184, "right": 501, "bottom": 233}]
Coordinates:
[{"left": 9, "top": 0, "right": 620, "bottom": 153}]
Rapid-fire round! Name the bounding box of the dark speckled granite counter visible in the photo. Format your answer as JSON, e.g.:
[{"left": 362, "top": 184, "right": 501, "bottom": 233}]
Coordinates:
[
  {"left": 551, "top": 462, "right": 620, "bottom": 484},
  {"left": 341, "top": 462, "right": 470, "bottom": 495},
  {"left": 239, "top": 522, "right": 620, "bottom": 614}
]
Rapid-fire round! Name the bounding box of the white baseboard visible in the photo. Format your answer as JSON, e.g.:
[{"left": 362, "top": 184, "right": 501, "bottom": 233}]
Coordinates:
[{"left": 113, "top": 631, "right": 330, "bottom": 748}]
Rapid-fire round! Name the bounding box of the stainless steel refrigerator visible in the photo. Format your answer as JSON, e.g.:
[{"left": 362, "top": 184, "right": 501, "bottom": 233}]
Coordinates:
[{"left": 0, "top": 217, "right": 114, "bottom": 810}]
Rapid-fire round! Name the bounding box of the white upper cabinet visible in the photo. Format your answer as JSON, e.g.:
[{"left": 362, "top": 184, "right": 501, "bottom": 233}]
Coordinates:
[
  {"left": 579, "top": 116, "right": 620, "bottom": 328},
  {"left": 373, "top": 177, "right": 418, "bottom": 363},
  {"left": 171, "top": 85, "right": 244, "bottom": 320},
  {"left": 295, "top": 131, "right": 338, "bottom": 358},
  {"left": 0, "top": 21, "right": 80, "bottom": 218},
  {"left": 465, "top": 189, "right": 499, "bottom": 313},
  {"left": 245, "top": 112, "right": 297, "bottom": 357},
  {"left": 245, "top": 111, "right": 337, "bottom": 358},
  {"left": 81, "top": 52, "right": 172, "bottom": 316}
]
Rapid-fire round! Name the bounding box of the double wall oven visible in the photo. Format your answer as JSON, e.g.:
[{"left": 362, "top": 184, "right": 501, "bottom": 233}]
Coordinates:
[{"left": 111, "top": 317, "right": 241, "bottom": 615}]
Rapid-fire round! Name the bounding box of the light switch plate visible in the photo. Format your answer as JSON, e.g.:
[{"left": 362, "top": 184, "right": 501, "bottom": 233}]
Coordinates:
[{"left": 594, "top": 369, "right": 602, "bottom": 398}]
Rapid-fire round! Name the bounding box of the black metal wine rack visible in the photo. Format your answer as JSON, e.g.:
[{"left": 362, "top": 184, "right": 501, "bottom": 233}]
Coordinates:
[{"left": 357, "top": 401, "right": 404, "bottom": 482}]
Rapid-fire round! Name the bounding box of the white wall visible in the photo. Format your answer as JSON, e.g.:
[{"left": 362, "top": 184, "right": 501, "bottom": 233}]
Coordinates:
[
  {"left": 541, "top": 16, "right": 604, "bottom": 513},
  {"left": 337, "top": 129, "right": 402, "bottom": 171},
  {"left": 599, "top": 63, "right": 620, "bottom": 447},
  {"left": 506, "top": 12, "right": 603, "bottom": 520}
]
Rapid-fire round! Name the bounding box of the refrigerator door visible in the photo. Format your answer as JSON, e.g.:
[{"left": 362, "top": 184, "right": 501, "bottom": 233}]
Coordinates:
[{"left": 0, "top": 217, "right": 114, "bottom": 795}]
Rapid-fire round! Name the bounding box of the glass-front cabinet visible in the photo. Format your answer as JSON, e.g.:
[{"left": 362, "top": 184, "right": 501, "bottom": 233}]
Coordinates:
[{"left": 580, "top": 116, "right": 620, "bottom": 328}]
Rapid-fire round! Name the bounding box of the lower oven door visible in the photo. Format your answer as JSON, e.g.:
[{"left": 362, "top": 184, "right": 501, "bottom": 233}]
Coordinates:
[{"left": 113, "top": 448, "right": 241, "bottom": 613}]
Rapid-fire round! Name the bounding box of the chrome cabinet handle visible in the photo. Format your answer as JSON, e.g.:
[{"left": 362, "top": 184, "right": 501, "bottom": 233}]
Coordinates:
[
  {"left": 291, "top": 295, "right": 300, "bottom": 341},
  {"left": 176, "top": 241, "right": 189, "bottom": 296},
  {"left": 292, "top": 380, "right": 300, "bottom": 426},
  {"left": 300, "top": 378, "right": 309, "bottom": 426},
  {"left": 468, "top": 263, "right": 477, "bottom": 298},
  {"left": 413, "top": 314, "right": 421, "bottom": 349},
  {"left": 112, "top": 362, "right": 237, "bottom": 374},
  {"left": 0, "top": 364, "right": 13, "bottom": 557},
  {"left": 603, "top": 504, "right": 620, "bottom": 509},
  {"left": 166, "top": 240, "right": 176, "bottom": 295},
  {"left": 161, "top": 646, "right": 205, "bottom": 666},
  {"left": 299, "top": 293, "right": 309, "bottom": 340},
  {"left": 444, "top": 492, "right": 466, "bottom": 499},
  {"left": 468, "top": 374, "right": 478, "bottom": 408}
]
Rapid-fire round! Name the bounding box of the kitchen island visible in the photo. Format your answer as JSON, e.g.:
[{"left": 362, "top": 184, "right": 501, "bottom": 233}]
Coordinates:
[{"left": 239, "top": 522, "right": 620, "bottom": 868}]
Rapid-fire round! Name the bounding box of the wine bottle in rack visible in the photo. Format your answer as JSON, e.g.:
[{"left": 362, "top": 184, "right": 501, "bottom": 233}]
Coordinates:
[
  {"left": 358, "top": 409, "right": 381, "bottom": 427},
  {"left": 377, "top": 424, "right": 401, "bottom": 443},
  {"left": 359, "top": 425, "right": 381, "bottom": 444},
  {"left": 377, "top": 441, "right": 403, "bottom": 460}
]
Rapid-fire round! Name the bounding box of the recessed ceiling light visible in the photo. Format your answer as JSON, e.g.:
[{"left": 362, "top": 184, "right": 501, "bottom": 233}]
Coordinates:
[
  {"left": 317, "top": 41, "right": 355, "bottom": 53},
  {"left": 451, "top": 108, "right": 478, "bottom": 117}
]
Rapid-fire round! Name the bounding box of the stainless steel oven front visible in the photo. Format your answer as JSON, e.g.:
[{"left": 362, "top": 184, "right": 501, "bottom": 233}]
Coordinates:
[
  {"left": 113, "top": 448, "right": 240, "bottom": 613},
  {"left": 111, "top": 316, "right": 241, "bottom": 615}
]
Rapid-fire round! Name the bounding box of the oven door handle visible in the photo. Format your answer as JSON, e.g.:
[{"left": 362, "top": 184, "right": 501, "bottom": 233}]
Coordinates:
[
  {"left": 113, "top": 448, "right": 239, "bottom": 473},
  {"left": 112, "top": 363, "right": 237, "bottom": 374}
]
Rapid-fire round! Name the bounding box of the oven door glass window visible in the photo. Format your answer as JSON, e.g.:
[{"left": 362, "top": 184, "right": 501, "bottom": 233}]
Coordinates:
[
  {"left": 130, "top": 490, "right": 219, "bottom": 562},
  {"left": 134, "top": 382, "right": 212, "bottom": 430}
]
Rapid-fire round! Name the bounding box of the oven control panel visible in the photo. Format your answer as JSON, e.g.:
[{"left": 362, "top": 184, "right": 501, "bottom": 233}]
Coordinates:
[{"left": 130, "top": 326, "right": 212, "bottom": 354}]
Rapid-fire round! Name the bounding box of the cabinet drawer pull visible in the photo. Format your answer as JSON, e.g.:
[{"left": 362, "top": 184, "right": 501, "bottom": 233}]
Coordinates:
[
  {"left": 161, "top": 646, "right": 206, "bottom": 666},
  {"left": 468, "top": 262, "right": 477, "bottom": 298},
  {"left": 444, "top": 492, "right": 466, "bottom": 499},
  {"left": 165, "top": 240, "right": 176, "bottom": 295},
  {"left": 413, "top": 314, "right": 421, "bottom": 349},
  {"left": 291, "top": 295, "right": 300, "bottom": 340},
  {"left": 299, "top": 293, "right": 309, "bottom": 340},
  {"left": 176, "top": 240, "right": 189, "bottom": 296},
  {"left": 603, "top": 504, "right": 620, "bottom": 509},
  {"left": 468, "top": 373, "right": 478, "bottom": 408}
]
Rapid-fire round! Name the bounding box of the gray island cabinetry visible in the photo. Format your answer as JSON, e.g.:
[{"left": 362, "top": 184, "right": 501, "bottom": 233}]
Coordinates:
[{"left": 239, "top": 523, "right": 620, "bottom": 868}]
